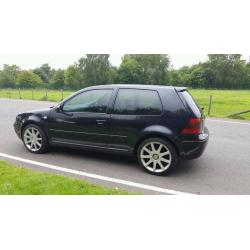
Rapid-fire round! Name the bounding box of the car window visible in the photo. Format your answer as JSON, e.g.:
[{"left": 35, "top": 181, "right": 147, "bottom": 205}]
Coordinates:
[
  {"left": 63, "top": 89, "right": 113, "bottom": 113},
  {"left": 113, "top": 89, "right": 162, "bottom": 115}
]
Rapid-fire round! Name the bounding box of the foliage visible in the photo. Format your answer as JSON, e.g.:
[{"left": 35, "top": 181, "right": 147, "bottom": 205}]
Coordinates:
[
  {"left": 0, "top": 64, "right": 20, "bottom": 88},
  {"left": 78, "top": 54, "right": 112, "bottom": 86},
  {"left": 64, "top": 64, "right": 84, "bottom": 90},
  {"left": 1, "top": 54, "right": 250, "bottom": 90},
  {"left": 50, "top": 69, "right": 65, "bottom": 89},
  {"left": 33, "top": 63, "right": 54, "bottom": 83},
  {"left": 16, "top": 71, "right": 43, "bottom": 88},
  {"left": 118, "top": 54, "right": 170, "bottom": 84}
]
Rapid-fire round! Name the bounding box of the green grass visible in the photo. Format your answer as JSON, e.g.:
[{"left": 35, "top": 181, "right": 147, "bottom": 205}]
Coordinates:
[
  {"left": 0, "top": 88, "right": 73, "bottom": 102},
  {"left": 0, "top": 88, "right": 250, "bottom": 120},
  {"left": 189, "top": 89, "right": 250, "bottom": 120},
  {"left": 0, "top": 160, "right": 133, "bottom": 195}
]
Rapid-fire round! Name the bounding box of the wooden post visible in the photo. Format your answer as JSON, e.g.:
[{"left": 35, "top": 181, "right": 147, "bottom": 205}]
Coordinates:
[
  {"left": 61, "top": 89, "right": 64, "bottom": 101},
  {"left": 208, "top": 95, "right": 212, "bottom": 116},
  {"left": 18, "top": 88, "right": 21, "bottom": 99},
  {"left": 32, "top": 89, "right": 34, "bottom": 100},
  {"left": 45, "top": 89, "right": 48, "bottom": 101}
]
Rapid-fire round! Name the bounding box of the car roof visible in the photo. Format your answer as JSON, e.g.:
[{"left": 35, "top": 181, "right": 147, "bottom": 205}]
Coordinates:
[{"left": 83, "top": 84, "right": 186, "bottom": 91}]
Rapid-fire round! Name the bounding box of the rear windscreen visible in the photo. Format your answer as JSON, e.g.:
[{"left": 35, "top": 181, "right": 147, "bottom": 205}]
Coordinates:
[{"left": 181, "top": 91, "right": 201, "bottom": 117}]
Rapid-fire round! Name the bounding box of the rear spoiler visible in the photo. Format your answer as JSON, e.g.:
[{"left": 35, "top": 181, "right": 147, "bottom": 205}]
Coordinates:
[{"left": 175, "top": 87, "right": 187, "bottom": 92}]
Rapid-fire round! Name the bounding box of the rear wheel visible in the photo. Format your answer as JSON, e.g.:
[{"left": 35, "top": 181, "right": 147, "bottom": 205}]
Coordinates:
[
  {"left": 22, "top": 124, "right": 49, "bottom": 154},
  {"left": 137, "top": 138, "right": 178, "bottom": 175}
]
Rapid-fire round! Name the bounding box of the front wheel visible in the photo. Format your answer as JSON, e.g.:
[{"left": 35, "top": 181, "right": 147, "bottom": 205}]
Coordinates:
[
  {"left": 137, "top": 138, "right": 178, "bottom": 175},
  {"left": 22, "top": 124, "right": 49, "bottom": 154}
]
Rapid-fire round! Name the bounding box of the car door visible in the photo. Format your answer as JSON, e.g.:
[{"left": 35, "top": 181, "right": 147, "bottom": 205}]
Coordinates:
[
  {"left": 107, "top": 88, "right": 163, "bottom": 151},
  {"left": 49, "top": 88, "right": 114, "bottom": 148}
]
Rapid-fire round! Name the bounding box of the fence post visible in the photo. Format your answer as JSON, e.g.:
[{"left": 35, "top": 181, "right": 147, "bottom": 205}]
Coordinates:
[
  {"left": 208, "top": 95, "right": 213, "bottom": 116},
  {"left": 18, "top": 88, "right": 21, "bottom": 99},
  {"left": 45, "top": 89, "right": 48, "bottom": 101},
  {"left": 32, "top": 89, "right": 34, "bottom": 100},
  {"left": 61, "top": 89, "right": 64, "bottom": 101}
]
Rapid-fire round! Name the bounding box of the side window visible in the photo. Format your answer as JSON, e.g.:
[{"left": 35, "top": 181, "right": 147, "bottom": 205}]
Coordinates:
[
  {"left": 113, "top": 89, "right": 162, "bottom": 115},
  {"left": 63, "top": 89, "right": 113, "bottom": 113}
]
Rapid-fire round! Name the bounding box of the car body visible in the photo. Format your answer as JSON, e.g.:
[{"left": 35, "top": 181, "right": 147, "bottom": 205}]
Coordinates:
[{"left": 14, "top": 84, "right": 209, "bottom": 175}]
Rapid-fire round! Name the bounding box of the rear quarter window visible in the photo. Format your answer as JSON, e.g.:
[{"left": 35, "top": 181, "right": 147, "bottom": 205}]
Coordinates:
[{"left": 180, "top": 91, "right": 201, "bottom": 117}]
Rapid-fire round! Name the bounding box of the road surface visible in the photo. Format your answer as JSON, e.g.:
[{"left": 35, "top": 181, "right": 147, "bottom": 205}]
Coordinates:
[{"left": 0, "top": 98, "right": 250, "bottom": 194}]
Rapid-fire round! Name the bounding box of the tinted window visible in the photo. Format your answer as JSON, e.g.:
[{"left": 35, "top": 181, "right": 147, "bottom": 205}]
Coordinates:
[
  {"left": 181, "top": 90, "right": 201, "bottom": 116},
  {"left": 63, "top": 89, "right": 113, "bottom": 113},
  {"left": 113, "top": 89, "right": 162, "bottom": 115}
]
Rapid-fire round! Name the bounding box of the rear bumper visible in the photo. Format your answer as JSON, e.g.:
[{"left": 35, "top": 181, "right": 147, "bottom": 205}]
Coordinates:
[{"left": 177, "top": 127, "right": 209, "bottom": 160}]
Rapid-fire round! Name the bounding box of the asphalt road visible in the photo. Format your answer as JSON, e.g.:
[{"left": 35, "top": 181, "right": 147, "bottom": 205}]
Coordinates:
[{"left": 0, "top": 98, "right": 250, "bottom": 194}]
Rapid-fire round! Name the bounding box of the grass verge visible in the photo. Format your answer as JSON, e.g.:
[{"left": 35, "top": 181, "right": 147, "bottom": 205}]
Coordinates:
[{"left": 0, "top": 160, "right": 133, "bottom": 195}]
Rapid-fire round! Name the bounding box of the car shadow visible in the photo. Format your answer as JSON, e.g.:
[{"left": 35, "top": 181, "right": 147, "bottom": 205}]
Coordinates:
[{"left": 48, "top": 145, "right": 203, "bottom": 176}]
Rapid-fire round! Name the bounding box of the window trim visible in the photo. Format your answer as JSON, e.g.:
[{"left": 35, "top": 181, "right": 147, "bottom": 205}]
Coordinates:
[
  {"left": 111, "top": 88, "right": 163, "bottom": 116},
  {"left": 62, "top": 88, "right": 114, "bottom": 114}
]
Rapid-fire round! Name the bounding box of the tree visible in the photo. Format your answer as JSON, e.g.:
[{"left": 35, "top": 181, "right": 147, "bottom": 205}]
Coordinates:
[
  {"left": 64, "top": 65, "right": 83, "bottom": 90},
  {"left": 33, "top": 64, "right": 53, "bottom": 83},
  {"left": 117, "top": 56, "right": 142, "bottom": 83},
  {"left": 203, "top": 54, "right": 249, "bottom": 89},
  {"left": 78, "top": 54, "right": 112, "bottom": 85},
  {"left": 16, "top": 71, "right": 43, "bottom": 88},
  {"left": 118, "top": 54, "right": 170, "bottom": 84},
  {"left": 0, "top": 64, "right": 20, "bottom": 88},
  {"left": 50, "top": 69, "right": 65, "bottom": 89}
]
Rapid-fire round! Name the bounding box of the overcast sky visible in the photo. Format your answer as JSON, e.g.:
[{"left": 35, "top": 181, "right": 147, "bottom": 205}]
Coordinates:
[{"left": 0, "top": 54, "right": 249, "bottom": 70}]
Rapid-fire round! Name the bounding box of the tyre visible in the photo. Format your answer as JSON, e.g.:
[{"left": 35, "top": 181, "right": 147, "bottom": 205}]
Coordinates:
[
  {"left": 22, "top": 124, "right": 49, "bottom": 154},
  {"left": 137, "top": 138, "right": 178, "bottom": 175}
]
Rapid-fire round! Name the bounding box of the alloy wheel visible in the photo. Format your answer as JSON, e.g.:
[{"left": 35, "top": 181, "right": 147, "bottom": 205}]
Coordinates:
[
  {"left": 23, "top": 127, "right": 43, "bottom": 152},
  {"left": 140, "top": 141, "right": 172, "bottom": 173}
]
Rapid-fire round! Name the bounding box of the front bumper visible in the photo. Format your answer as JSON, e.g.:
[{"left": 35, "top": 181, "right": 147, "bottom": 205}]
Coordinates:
[
  {"left": 177, "top": 127, "right": 209, "bottom": 160},
  {"left": 14, "top": 120, "right": 22, "bottom": 139}
]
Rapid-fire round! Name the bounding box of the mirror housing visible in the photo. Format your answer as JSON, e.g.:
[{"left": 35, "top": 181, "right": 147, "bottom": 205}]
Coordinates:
[{"left": 55, "top": 104, "right": 63, "bottom": 112}]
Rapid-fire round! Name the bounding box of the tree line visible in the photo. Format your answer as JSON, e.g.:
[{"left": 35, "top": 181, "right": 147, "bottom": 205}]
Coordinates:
[{"left": 0, "top": 54, "right": 250, "bottom": 90}]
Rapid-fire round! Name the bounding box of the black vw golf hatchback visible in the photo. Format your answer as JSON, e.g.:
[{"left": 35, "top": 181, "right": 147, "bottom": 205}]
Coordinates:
[{"left": 14, "top": 85, "right": 209, "bottom": 175}]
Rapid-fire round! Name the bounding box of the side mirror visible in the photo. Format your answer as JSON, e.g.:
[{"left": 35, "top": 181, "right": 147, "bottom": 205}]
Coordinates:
[{"left": 56, "top": 104, "right": 63, "bottom": 112}]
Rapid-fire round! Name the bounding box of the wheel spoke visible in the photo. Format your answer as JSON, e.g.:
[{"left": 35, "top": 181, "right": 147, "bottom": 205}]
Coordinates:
[
  {"left": 157, "top": 144, "right": 163, "bottom": 153},
  {"left": 141, "top": 155, "right": 151, "bottom": 159},
  {"left": 152, "top": 161, "right": 157, "bottom": 171},
  {"left": 158, "top": 161, "right": 165, "bottom": 169},
  {"left": 160, "top": 158, "right": 170, "bottom": 164},
  {"left": 151, "top": 143, "right": 156, "bottom": 152},
  {"left": 146, "top": 159, "right": 153, "bottom": 166},
  {"left": 143, "top": 147, "right": 151, "bottom": 154},
  {"left": 160, "top": 151, "right": 170, "bottom": 157}
]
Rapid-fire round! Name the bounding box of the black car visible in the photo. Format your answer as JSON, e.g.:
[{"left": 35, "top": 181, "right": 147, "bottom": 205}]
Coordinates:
[{"left": 14, "top": 85, "right": 209, "bottom": 175}]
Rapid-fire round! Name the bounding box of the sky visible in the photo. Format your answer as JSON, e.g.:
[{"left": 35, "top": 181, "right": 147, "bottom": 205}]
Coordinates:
[{"left": 0, "top": 54, "right": 249, "bottom": 70}]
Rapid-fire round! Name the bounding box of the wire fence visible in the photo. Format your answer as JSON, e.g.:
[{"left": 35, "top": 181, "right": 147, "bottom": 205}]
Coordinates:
[{"left": 0, "top": 88, "right": 250, "bottom": 119}]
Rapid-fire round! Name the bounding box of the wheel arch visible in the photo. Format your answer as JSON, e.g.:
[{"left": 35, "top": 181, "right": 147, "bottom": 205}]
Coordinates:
[{"left": 133, "top": 132, "right": 179, "bottom": 156}]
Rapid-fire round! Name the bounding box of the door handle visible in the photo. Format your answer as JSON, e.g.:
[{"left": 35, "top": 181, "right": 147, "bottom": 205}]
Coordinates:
[{"left": 96, "top": 119, "right": 106, "bottom": 125}]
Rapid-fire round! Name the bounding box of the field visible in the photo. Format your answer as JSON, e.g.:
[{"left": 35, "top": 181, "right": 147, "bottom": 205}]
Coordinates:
[
  {"left": 0, "top": 160, "right": 132, "bottom": 195},
  {"left": 0, "top": 88, "right": 250, "bottom": 120}
]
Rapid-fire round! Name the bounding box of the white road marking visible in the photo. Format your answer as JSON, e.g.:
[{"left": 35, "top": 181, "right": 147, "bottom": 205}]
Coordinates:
[
  {"left": 207, "top": 118, "right": 250, "bottom": 126},
  {"left": 0, "top": 152, "right": 193, "bottom": 195}
]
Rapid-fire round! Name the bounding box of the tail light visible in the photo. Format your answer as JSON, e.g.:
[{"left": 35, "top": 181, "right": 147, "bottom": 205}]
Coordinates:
[{"left": 181, "top": 118, "right": 202, "bottom": 135}]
